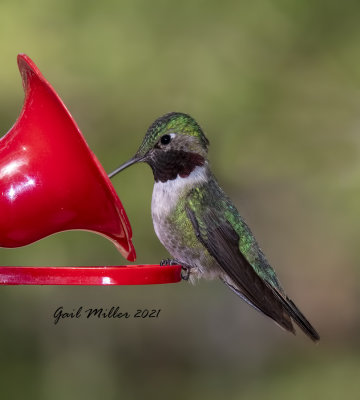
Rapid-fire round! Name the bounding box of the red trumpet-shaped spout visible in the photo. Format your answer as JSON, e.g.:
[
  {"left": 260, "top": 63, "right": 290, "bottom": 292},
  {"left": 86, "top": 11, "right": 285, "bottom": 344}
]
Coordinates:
[{"left": 0, "top": 54, "right": 136, "bottom": 261}]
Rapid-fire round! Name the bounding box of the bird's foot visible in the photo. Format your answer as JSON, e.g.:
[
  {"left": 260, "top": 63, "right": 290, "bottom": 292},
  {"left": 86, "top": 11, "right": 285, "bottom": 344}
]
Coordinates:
[
  {"left": 180, "top": 266, "right": 191, "bottom": 281},
  {"left": 160, "top": 258, "right": 180, "bottom": 266},
  {"left": 159, "top": 259, "right": 192, "bottom": 281}
]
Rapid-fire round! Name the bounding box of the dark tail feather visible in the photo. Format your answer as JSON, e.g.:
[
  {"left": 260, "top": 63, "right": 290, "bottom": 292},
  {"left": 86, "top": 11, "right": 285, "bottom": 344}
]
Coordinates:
[
  {"left": 284, "top": 296, "right": 320, "bottom": 342},
  {"left": 272, "top": 289, "right": 320, "bottom": 342},
  {"left": 222, "top": 278, "right": 318, "bottom": 340}
]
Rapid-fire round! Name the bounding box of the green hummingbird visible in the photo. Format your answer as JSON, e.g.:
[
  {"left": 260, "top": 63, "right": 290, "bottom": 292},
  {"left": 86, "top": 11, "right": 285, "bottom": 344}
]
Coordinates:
[{"left": 110, "top": 112, "right": 320, "bottom": 342}]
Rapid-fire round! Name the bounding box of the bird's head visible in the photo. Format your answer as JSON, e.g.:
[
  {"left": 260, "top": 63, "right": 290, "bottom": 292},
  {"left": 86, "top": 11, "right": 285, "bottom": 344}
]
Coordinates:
[{"left": 110, "top": 112, "right": 210, "bottom": 182}]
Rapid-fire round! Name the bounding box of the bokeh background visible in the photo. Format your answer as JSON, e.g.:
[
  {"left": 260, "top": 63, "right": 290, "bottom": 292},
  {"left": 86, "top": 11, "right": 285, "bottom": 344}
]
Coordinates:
[{"left": 0, "top": 0, "right": 359, "bottom": 398}]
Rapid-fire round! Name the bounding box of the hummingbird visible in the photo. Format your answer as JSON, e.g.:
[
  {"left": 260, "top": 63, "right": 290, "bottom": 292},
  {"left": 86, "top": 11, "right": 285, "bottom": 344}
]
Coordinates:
[{"left": 110, "top": 112, "right": 320, "bottom": 342}]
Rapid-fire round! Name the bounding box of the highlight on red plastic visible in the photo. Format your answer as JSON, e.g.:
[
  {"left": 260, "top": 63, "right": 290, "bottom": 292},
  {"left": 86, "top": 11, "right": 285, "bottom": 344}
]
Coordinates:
[
  {"left": 0, "top": 265, "right": 182, "bottom": 285},
  {"left": 0, "top": 54, "right": 135, "bottom": 261}
]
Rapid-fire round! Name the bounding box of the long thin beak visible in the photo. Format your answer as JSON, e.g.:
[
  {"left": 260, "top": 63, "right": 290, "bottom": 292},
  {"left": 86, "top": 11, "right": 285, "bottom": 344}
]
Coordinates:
[{"left": 108, "top": 156, "right": 142, "bottom": 179}]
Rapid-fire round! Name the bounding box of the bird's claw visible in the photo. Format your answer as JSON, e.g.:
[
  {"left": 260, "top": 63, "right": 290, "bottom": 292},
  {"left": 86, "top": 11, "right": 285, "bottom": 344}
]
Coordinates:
[
  {"left": 160, "top": 259, "right": 191, "bottom": 281},
  {"left": 181, "top": 266, "right": 191, "bottom": 281},
  {"left": 160, "top": 258, "right": 179, "bottom": 266}
]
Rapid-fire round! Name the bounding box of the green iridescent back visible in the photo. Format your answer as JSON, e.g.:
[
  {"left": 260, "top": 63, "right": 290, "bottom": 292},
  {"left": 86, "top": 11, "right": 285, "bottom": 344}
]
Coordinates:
[{"left": 186, "top": 176, "right": 284, "bottom": 294}]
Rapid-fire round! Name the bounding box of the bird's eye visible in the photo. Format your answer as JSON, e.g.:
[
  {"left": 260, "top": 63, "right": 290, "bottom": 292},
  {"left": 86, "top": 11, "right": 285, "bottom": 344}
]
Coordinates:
[{"left": 160, "top": 134, "right": 171, "bottom": 145}]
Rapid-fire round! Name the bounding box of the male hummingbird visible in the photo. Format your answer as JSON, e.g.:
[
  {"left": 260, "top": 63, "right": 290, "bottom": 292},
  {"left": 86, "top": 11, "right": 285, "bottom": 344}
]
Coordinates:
[{"left": 110, "top": 112, "right": 320, "bottom": 341}]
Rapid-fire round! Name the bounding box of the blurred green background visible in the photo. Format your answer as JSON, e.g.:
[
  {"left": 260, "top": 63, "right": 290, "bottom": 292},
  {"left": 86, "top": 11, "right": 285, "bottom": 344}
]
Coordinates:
[{"left": 0, "top": 0, "right": 359, "bottom": 398}]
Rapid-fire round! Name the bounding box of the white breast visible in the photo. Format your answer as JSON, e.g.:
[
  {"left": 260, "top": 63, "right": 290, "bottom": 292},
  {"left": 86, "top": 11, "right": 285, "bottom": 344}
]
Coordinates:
[
  {"left": 151, "top": 165, "right": 208, "bottom": 221},
  {"left": 151, "top": 164, "right": 220, "bottom": 282}
]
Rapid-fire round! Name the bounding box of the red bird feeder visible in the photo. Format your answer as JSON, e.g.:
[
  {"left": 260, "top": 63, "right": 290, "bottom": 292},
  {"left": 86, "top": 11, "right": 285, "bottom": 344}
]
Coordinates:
[{"left": 0, "top": 54, "right": 181, "bottom": 285}]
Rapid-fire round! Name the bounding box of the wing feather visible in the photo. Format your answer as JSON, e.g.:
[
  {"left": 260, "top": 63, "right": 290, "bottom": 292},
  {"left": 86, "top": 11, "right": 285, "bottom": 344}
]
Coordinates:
[{"left": 186, "top": 191, "right": 319, "bottom": 341}]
